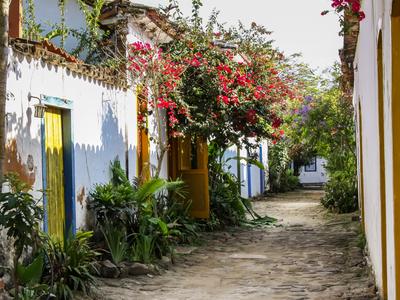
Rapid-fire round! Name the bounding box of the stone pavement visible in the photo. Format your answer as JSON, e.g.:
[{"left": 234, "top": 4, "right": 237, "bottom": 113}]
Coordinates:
[{"left": 98, "top": 190, "right": 378, "bottom": 300}]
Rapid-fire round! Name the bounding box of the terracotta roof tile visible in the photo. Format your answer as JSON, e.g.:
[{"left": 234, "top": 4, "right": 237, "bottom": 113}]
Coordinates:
[{"left": 41, "top": 40, "right": 83, "bottom": 64}]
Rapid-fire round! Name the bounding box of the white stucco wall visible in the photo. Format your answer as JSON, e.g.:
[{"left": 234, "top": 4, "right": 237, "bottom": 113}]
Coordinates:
[
  {"left": 222, "top": 141, "right": 268, "bottom": 199},
  {"left": 6, "top": 50, "right": 129, "bottom": 229},
  {"left": 5, "top": 47, "right": 170, "bottom": 230},
  {"left": 354, "top": 0, "right": 397, "bottom": 297},
  {"left": 298, "top": 157, "right": 327, "bottom": 184}
]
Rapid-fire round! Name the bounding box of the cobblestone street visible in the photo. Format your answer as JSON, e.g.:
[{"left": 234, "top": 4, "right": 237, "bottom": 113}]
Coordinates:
[{"left": 98, "top": 190, "right": 378, "bottom": 300}]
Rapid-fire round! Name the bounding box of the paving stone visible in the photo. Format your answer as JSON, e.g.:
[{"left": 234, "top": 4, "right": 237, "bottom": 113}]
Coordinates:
[{"left": 99, "top": 190, "right": 378, "bottom": 300}]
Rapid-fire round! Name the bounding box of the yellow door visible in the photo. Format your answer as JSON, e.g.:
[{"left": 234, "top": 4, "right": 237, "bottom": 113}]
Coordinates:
[
  {"left": 177, "top": 137, "right": 210, "bottom": 219},
  {"left": 137, "top": 89, "right": 150, "bottom": 181},
  {"left": 45, "top": 107, "right": 66, "bottom": 241}
]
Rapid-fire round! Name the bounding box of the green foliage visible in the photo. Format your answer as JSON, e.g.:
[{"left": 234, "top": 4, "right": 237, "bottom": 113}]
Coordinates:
[
  {"left": 89, "top": 182, "right": 137, "bottom": 228},
  {"left": 0, "top": 173, "right": 43, "bottom": 259},
  {"left": 89, "top": 160, "right": 197, "bottom": 265},
  {"left": 268, "top": 142, "right": 299, "bottom": 193},
  {"left": 130, "top": 234, "right": 156, "bottom": 264},
  {"left": 133, "top": 178, "right": 187, "bottom": 260},
  {"left": 42, "top": 231, "right": 99, "bottom": 300},
  {"left": 89, "top": 160, "right": 137, "bottom": 228},
  {"left": 16, "top": 254, "right": 44, "bottom": 286},
  {"left": 17, "top": 285, "right": 51, "bottom": 300},
  {"left": 208, "top": 144, "right": 246, "bottom": 227},
  {"left": 22, "top": 0, "right": 107, "bottom": 64},
  {"left": 357, "top": 232, "right": 367, "bottom": 250},
  {"left": 207, "top": 143, "right": 271, "bottom": 228},
  {"left": 321, "top": 170, "right": 358, "bottom": 213},
  {"left": 286, "top": 65, "right": 358, "bottom": 212},
  {"left": 15, "top": 254, "right": 49, "bottom": 300},
  {"left": 23, "top": 0, "right": 43, "bottom": 41},
  {"left": 0, "top": 173, "right": 44, "bottom": 298},
  {"left": 101, "top": 224, "right": 129, "bottom": 266}
]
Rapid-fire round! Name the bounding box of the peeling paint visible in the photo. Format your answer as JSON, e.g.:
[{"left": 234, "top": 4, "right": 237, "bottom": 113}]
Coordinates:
[
  {"left": 77, "top": 186, "right": 86, "bottom": 207},
  {"left": 4, "top": 139, "right": 36, "bottom": 187}
]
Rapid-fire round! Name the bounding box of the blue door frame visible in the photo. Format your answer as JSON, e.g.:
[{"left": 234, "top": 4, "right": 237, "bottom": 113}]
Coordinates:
[
  {"left": 41, "top": 95, "right": 76, "bottom": 236},
  {"left": 247, "top": 150, "right": 252, "bottom": 198},
  {"left": 259, "top": 145, "right": 265, "bottom": 194}
]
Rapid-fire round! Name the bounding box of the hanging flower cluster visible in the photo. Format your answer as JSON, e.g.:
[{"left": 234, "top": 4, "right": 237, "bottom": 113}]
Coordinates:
[
  {"left": 322, "top": 0, "right": 365, "bottom": 21},
  {"left": 173, "top": 41, "right": 294, "bottom": 146},
  {"left": 128, "top": 41, "right": 189, "bottom": 136}
]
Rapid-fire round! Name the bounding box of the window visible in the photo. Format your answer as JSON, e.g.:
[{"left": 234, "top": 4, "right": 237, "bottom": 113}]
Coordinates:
[{"left": 304, "top": 157, "right": 317, "bottom": 172}]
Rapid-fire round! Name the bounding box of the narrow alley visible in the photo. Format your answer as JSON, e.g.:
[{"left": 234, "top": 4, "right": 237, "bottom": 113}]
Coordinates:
[{"left": 98, "top": 190, "right": 377, "bottom": 300}]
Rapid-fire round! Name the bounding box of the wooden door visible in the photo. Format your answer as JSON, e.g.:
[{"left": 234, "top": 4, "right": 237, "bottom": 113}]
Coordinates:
[
  {"left": 45, "top": 107, "right": 66, "bottom": 241},
  {"left": 137, "top": 90, "right": 150, "bottom": 181},
  {"left": 177, "top": 137, "right": 210, "bottom": 219}
]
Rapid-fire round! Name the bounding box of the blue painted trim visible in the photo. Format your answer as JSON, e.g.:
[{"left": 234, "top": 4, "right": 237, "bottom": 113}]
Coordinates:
[
  {"left": 236, "top": 145, "right": 241, "bottom": 191},
  {"left": 259, "top": 145, "right": 265, "bottom": 194},
  {"left": 63, "top": 111, "right": 76, "bottom": 236},
  {"left": 41, "top": 119, "right": 48, "bottom": 233},
  {"left": 42, "top": 95, "right": 73, "bottom": 110},
  {"left": 247, "top": 151, "right": 252, "bottom": 198}
]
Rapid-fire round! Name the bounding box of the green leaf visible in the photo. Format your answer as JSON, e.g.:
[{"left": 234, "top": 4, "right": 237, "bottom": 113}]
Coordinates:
[
  {"left": 135, "top": 178, "right": 168, "bottom": 202},
  {"left": 227, "top": 156, "right": 265, "bottom": 170},
  {"left": 157, "top": 219, "right": 169, "bottom": 236},
  {"left": 16, "top": 253, "right": 44, "bottom": 285}
]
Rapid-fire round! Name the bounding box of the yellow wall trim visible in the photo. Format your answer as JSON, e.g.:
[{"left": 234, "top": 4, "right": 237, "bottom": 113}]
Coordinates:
[
  {"left": 378, "top": 33, "right": 388, "bottom": 299},
  {"left": 391, "top": 8, "right": 400, "bottom": 299}
]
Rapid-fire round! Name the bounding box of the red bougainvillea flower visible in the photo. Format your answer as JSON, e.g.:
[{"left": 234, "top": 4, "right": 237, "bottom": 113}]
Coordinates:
[
  {"left": 246, "top": 109, "right": 257, "bottom": 124},
  {"left": 272, "top": 117, "right": 282, "bottom": 129},
  {"left": 325, "top": 0, "right": 365, "bottom": 21}
]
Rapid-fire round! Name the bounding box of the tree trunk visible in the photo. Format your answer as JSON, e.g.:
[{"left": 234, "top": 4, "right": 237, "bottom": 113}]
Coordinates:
[{"left": 0, "top": 0, "right": 8, "bottom": 185}]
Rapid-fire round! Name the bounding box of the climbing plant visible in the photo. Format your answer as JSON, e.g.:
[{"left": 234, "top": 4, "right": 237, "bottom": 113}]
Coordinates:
[
  {"left": 23, "top": 0, "right": 42, "bottom": 41},
  {"left": 22, "top": 0, "right": 106, "bottom": 62}
]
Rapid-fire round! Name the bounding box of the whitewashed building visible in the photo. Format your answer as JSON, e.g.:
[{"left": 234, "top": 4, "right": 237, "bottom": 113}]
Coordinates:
[
  {"left": 353, "top": 0, "right": 400, "bottom": 298},
  {"left": 4, "top": 1, "right": 177, "bottom": 238},
  {"left": 298, "top": 157, "right": 327, "bottom": 185}
]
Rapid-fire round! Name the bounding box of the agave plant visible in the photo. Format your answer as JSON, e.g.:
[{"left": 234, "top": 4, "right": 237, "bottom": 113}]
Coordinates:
[{"left": 101, "top": 223, "right": 129, "bottom": 265}]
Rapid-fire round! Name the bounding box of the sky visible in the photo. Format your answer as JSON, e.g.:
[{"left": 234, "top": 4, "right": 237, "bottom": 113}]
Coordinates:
[{"left": 135, "top": 0, "right": 342, "bottom": 71}]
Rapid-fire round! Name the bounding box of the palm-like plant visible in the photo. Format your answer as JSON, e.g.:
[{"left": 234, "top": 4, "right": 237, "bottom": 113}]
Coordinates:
[{"left": 42, "top": 231, "right": 99, "bottom": 300}]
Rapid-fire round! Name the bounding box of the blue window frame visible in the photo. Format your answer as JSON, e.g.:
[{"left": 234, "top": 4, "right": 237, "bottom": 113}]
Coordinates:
[{"left": 305, "top": 157, "right": 317, "bottom": 172}]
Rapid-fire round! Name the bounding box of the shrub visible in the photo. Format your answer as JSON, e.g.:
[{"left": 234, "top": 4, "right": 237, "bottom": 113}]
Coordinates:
[
  {"left": 130, "top": 234, "right": 156, "bottom": 264},
  {"left": 268, "top": 143, "right": 300, "bottom": 193},
  {"left": 321, "top": 170, "right": 358, "bottom": 213},
  {"left": 101, "top": 223, "right": 129, "bottom": 266},
  {"left": 89, "top": 160, "right": 198, "bottom": 265},
  {"left": 0, "top": 173, "right": 43, "bottom": 298},
  {"left": 207, "top": 143, "right": 271, "bottom": 228},
  {"left": 42, "top": 231, "right": 99, "bottom": 300},
  {"left": 133, "top": 178, "right": 186, "bottom": 260},
  {"left": 89, "top": 182, "right": 137, "bottom": 228}
]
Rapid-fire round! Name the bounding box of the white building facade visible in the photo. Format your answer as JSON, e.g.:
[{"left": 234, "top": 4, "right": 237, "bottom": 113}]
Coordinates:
[
  {"left": 353, "top": 0, "right": 400, "bottom": 298},
  {"left": 298, "top": 157, "right": 327, "bottom": 185},
  {"left": 4, "top": 1, "right": 173, "bottom": 235}
]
